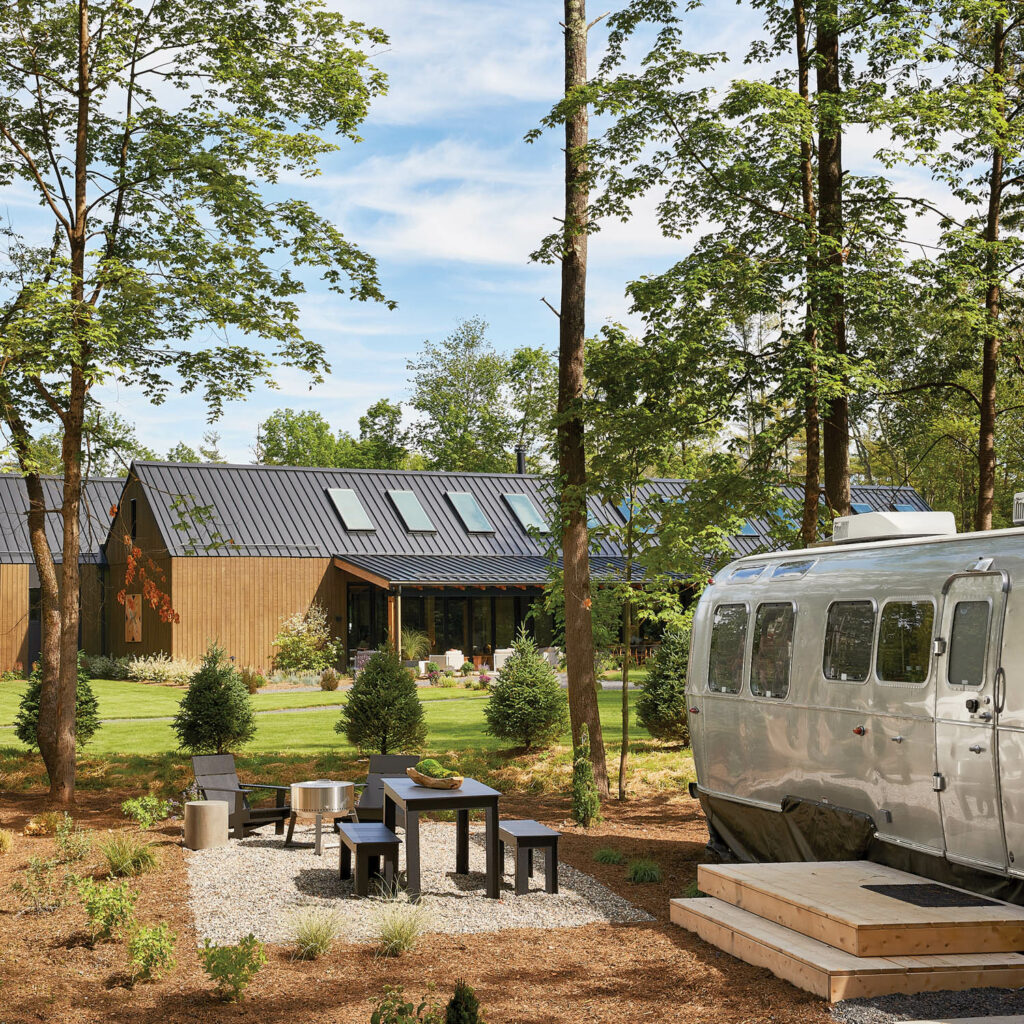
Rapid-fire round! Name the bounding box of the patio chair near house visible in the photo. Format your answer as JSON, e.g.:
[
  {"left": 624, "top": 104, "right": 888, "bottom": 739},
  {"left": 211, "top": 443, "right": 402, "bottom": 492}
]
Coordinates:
[{"left": 191, "top": 754, "right": 291, "bottom": 840}]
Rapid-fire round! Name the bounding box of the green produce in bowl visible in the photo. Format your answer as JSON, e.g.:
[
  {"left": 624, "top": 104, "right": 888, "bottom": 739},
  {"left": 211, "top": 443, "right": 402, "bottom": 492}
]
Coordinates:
[{"left": 415, "top": 758, "right": 458, "bottom": 779}]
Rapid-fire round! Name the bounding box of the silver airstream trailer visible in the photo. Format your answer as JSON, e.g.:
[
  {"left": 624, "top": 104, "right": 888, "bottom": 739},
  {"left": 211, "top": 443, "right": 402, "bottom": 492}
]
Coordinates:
[{"left": 687, "top": 497, "right": 1024, "bottom": 898}]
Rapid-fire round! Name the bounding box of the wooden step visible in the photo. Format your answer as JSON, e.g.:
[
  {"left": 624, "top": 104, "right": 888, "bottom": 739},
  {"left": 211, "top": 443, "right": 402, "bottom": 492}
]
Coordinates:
[
  {"left": 671, "top": 896, "right": 1024, "bottom": 1003},
  {"left": 698, "top": 860, "right": 1024, "bottom": 956}
]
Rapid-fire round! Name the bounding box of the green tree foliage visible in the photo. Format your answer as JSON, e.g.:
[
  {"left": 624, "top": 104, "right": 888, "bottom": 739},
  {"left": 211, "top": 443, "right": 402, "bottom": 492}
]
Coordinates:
[
  {"left": 257, "top": 409, "right": 352, "bottom": 467},
  {"left": 165, "top": 443, "right": 201, "bottom": 464},
  {"left": 172, "top": 644, "right": 256, "bottom": 754},
  {"left": 336, "top": 647, "right": 426, "bottom": 754},
  {"left": 14, "top": 653, "right": 99, "bottom": 751},
  {"left": 484, "top": 628, "right": 568, "bottom": 749},
  {"left": 636, "top": 619, "right": 692, "bottom": 745},
  {"left": 571, "top": 724, "right": 602, "bottom": 827},
  {"left": 23, "top": 409, "right": 156, "bottom": 477},
  {"left": 445, "top": 980, "right": 482, "bottom": 1024},
  {"left": 358, "top": 399, "right": 411, "bottom": 470},
  {"left": 0, "top": 0, "right": 391, "bottom": 803}
]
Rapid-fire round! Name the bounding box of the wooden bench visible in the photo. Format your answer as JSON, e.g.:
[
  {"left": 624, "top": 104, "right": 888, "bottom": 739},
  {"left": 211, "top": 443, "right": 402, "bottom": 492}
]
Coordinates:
[
  {"left": 337, "top": 823, "right": 401, "bottom": 897},
  {"left": 498, "top": 819, "right": 560, "bottom": 895}
]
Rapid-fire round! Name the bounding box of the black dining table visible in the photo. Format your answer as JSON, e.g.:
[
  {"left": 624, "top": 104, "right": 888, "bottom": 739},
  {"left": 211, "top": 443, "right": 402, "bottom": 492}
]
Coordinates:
[{"left": 381, "top": 776, "right": 501, "bottom": 900}]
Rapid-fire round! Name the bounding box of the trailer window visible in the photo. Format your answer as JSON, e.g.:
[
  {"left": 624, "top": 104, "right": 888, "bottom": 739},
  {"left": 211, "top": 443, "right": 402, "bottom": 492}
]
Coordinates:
[
  {"left": 947, "top": 600, "right": 990, "bottom": 688},
  {"left": 823, "top": 601, "right": 875, "bottom": 682},
  {"left": 877, "top": 600, "right": 934, "bottom": 684},
  {"left": 750, "top": 603, "right": 794, "bottom": 698},
  {"left": 708, "top": 604, "right": 748, "bottom": 694}
]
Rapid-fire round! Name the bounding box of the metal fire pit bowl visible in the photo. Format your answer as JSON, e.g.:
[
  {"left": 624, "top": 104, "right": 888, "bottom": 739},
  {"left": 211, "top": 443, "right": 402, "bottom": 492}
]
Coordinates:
[{"left": 290, "top": 779, "right": 355, "bottom": 815}]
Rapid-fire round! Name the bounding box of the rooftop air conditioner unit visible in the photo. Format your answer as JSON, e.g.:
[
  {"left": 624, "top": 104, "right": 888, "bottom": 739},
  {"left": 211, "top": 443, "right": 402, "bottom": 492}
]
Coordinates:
[
  {"left": 1015, "top": 492, "right": 1024, "bottom": 526},
  {"left": 832, "top": 510, "right": 957, "bottom": 544}
]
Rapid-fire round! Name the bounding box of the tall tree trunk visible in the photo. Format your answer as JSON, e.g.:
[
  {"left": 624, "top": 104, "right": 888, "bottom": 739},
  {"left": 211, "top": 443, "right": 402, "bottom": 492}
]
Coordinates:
[
  {"left": 815, "top": 0, "right": 850, "bottom": 519},
  {"left": 795, "top": 0, "right": 820, "bottom": 547},
  {"left": 559, "top": 0, "right": 608, "bottom": 797},
  {"left": 977, "top": 18, "right": 1005, "bottom": 532},
  {"left": 619, "top": 509, "right": 634, "bottom": 801}
]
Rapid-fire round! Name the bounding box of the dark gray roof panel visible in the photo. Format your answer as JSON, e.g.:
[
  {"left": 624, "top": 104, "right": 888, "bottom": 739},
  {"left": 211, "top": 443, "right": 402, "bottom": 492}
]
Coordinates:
[
  {"left": 128, "top": 461, "right": 930, "bottom": 564},
  {"left": 0, "top": 476, "right": 123, "bottom": 564}
]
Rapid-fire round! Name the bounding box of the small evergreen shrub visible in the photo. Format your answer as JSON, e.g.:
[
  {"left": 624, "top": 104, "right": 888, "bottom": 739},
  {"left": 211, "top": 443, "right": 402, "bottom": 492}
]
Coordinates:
[
  {"left": 172, "top": 642, "right": 256, "bottom": 754},
  {"left": 459, "top": 661, "right": 474, "bottom": 677},
  {"left": 371, "top": 985, "right": 443, "bottom": 1024},
  {"left": 635, "top": 621, "right": 692, "bottom": 744},
  {"left": 54, "top": 813, "right": 91, "bottom": 863},
  {"left": 484, "top": 628, "right": 568, "bottom": 749},
  {"left": 593, "top": 846, "right": 625, "bottom": 866},
  {"left": 626, "top": 858, "right": 662, "bottom": 883},
  {"left": 77, "top": 878, "right": 137, "bottom": 941},
  {"left": 239, "top": 666, "right": 267, "bottom": 694},
  {"left": 571, "top": 724, "right": 602, "bottom": 827},
  {"left": 83, "top": 654, "right": 131, "bottom": 680},
  {"left": 121, "top": 795, "right": 173, "bottom": 829},
  {"left": 13, "top": 856, "right": 75, "bottom": 911},
  {"left": 0, "top": 829, "right": 12, "bottom": 854},
  {"left": 289, "top": 907, "right": 342, "bottom": 960},
  {"left": 200, "top": 933, "right": 267, "bottom": 1001},
  {"left": 445, "top": 979, "right": 482, "bottom": 1024},
  {"left": 100, "top": 834, "right": 159, "bottom": 877},
  {"left": 319, "top": 667, "right": 341, "bottom": 691},
  {"left": 127, "top": 922, "right": 177, "bottom": 982},
  {"left": 272, "top": 603, "right": 341, "bottom": 674},
  {"left": 14, "top": 653, "right": 100, "bottom": 750},
  {"left": 336, "top": 647, "right": 426, "bottom": 754},
  {"left": 375, "top": 902, "right": 429, "bottom": 957}
]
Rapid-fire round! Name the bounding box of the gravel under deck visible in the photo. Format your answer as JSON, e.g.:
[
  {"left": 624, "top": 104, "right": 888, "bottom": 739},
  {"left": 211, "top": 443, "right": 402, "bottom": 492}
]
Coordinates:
[
  {"left": 831, "top": 989, "right": 1024, "bottom": 1023},
  {"left": 185, "top": 821, "right": 653, "bottom": 945}
]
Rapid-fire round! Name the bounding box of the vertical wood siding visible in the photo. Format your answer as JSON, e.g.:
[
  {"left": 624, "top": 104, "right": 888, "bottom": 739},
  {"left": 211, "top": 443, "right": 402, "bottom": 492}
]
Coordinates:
[{"left": 0, "top": 564, "right": 30, "bottom": 672}]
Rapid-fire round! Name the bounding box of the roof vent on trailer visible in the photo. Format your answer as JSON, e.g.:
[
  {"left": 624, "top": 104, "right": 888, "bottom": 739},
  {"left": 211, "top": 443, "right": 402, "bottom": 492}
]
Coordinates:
[
  {"left": 832, "top": 510, "right": 957, "bottom": 544},
  {"left": 1015, "top": 492, "right": 1024, "bottom": 526}
]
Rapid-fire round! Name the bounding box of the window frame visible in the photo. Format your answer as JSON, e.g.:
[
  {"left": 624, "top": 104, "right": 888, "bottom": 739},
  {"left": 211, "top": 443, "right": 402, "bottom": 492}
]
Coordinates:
[
  {"left": 327, "top": 488, "right": 376, "bottom": 532},
  {"left": 387, "top": 490, "right": 437, "bottom": 534},
  {"left": 446, "top": 491, "right": 494, "bottom": 534},
  {"left": 771, "top": 558, "right": 816, "bottom": 580},
  {"left": 705, "top": 602, "right": 750, "bottom": 696},
  {"left": 749, "top": 600, "right": 796, "bottom": 701},
  {"left": 729, "top": 564, "right": 766, "bottom": 582},
  {"left": 874, "top": 595, "right": 937, "bottom": 687},
  {"left": 503, "top": 492, "right": 549, "bottom": 535},
  {"left": 822, "top": 598, "right": 877, "bottom": 685},
  {"left": 945, "top": 597, "right": 993, "bottom": 690}
]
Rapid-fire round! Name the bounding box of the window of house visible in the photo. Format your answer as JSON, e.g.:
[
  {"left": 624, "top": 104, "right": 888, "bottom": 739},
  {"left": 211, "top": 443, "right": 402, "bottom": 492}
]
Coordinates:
[
  {"left": 823, "top": 601, "right": 875, "bottom": 682},
  {"left": 388, "top": 490, "right": 436, "bottom": 533},
  {"left": 447, "top": 492, "right": 493, "bottom": 533},
  {"left": 739, "top": 521, "right": 758, "bottom": 536},
  {"left": 877, "top": 600, "right": 934, "bottom": 683},
  {"left": 947, "top": 600, "right": 991, "bottom": 688},
  {"left": 130, "top": 498, "right": 138, "bottom": 540},
  {"left": 707, "top": 604, "right": 748, "bottom": 694},
  {"left": 892, "top": 503, "right": 916, "bottom": 512},
  {"left": 750, "top": 602, "right": 795, "bottom": 699},
  {"left": 327, "top": 488, "right": 375, "bottom": 531},
  {"left": 504, "top": 493, "right": 549, "bottom": 534}
]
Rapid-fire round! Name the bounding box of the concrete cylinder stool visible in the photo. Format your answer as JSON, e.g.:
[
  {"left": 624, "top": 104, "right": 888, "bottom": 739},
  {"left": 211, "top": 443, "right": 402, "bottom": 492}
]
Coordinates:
[{"left": 184, "top": 800, "right": 229, "bottom": 850}]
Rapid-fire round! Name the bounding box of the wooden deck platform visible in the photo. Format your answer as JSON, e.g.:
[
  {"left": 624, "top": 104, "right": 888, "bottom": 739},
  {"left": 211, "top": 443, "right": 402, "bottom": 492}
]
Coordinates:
[
  {"left": 671, "top": 896, "right": 1024, "bottom": 1003},
  {"left": 697, "top": 860, "right": 1024, "bottom": 956}
]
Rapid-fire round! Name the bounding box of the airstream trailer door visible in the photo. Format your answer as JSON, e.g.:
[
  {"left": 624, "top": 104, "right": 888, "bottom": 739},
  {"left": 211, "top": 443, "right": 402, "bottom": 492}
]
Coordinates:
[{"left": 934, "top": 572, "right": 1008, "bottom": 872}]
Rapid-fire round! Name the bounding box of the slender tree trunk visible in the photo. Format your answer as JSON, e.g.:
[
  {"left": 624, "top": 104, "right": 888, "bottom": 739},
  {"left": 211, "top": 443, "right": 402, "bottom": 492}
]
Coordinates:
[
  {"left": 559, "top": 0, "right": 608, "bottom": 797},
  {"left": 815, "top": 0, "right": 850, "bottom": 518},
  {"left": 976, "top": 19, "right": 1005, "bottom": 532},
  {"left": 619, "top": 510, "right": 634, "bottom": 801},
  {"left": 794, "top": 0, "right": 820, "bottom": 547}
]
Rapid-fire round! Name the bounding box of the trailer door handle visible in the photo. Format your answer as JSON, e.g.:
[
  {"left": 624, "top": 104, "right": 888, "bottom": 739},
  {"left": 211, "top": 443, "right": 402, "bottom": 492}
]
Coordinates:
[{"left": 969, "top": 744, "right": 985, "bottom": 754}]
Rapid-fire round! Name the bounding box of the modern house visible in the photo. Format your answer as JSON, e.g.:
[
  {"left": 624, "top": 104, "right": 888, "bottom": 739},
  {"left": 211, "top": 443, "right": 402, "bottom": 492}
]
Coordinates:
[
  {"left": 98, "top": 462, "right": 930, "bottom": 672},
  {"left": 0, "top": 475, "right": 123, "bottom": 671}
]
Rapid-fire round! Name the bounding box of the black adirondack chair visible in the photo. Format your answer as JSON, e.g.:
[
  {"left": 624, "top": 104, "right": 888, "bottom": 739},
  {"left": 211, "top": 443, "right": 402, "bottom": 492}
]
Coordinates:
[
  {"left": 192, "top": 754, "right": 291, "bottom": 840},
  {"left": 353, "top": 754, "right": 420, "bottom": 828}
]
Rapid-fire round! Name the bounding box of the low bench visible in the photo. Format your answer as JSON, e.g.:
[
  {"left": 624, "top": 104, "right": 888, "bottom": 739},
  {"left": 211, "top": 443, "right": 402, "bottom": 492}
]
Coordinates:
[
  {"left": 337, "top": 823, "right": 401, "bottom": 897},
  {"left": 498, "top": 819, "right": 560, "bottom": 895}
]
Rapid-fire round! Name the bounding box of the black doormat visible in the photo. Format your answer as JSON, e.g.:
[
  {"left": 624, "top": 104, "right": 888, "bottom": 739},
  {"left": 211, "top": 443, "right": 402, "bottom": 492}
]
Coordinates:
[{"left": 861, "top": 882, "right": 1002, "bottom": 908}]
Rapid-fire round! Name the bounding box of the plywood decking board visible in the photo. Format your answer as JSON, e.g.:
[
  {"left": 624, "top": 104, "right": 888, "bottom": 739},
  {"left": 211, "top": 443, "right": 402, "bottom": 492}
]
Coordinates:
[
  {"left": 671, "top": 897, "right": 1024, "bottom": 1003},
  {"left": 697, "top": 860, "right": 1024, "bottom": 956}
]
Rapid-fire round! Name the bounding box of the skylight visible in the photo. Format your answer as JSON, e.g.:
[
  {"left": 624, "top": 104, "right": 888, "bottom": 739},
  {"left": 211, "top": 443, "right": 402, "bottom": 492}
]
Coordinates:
[
  {"left": 327, "top": 488, "right": 375, "bottom": 532},
  {"left": 739, "top": 521, "right": 759, "bottom": 536},
  {"left": 851, "top": 502, "right": 873, "bottom": 514},
  {"left": 892, "top": 503, "right": 916, "bottom": 512},
  {"left": 616, "top": 498, "right": 657, "bottom": 535},
  {"left": 504, "top": 493, "right": 549, "bottom": 534},
  {"left": 388, "top": 490, "right": 436, "bottom": 533},
  {"left": 447, "top": 492, "right": 493, "bottom": 533}
]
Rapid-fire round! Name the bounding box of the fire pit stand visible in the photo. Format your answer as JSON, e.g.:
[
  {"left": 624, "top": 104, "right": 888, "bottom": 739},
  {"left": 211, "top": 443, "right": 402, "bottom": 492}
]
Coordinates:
[{"left": 284, "top": 779, "right": 356, "bottom": 855}]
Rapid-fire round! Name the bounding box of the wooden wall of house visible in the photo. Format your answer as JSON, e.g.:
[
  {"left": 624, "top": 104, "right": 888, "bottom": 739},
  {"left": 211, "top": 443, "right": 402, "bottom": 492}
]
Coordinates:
[
  {"left": 169, "top": 557, "right": 345, "bottom": 671},
  {"left": 0, "top": 563, "right": 30, "bottom": 672},
  {"left": 79, "top": 564, "right": 105, "bottom": 655}
]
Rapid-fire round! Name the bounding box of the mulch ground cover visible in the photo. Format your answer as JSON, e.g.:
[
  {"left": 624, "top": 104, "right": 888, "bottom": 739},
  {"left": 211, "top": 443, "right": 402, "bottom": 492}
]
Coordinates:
[{"left": 0, "top": 787, "right": 833, "bottom": 1024}]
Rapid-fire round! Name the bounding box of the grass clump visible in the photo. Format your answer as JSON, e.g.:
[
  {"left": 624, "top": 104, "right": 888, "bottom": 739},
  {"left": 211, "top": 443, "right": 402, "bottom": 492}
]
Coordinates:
[
  {"left": 593, "top": 846, "right": 625, "bottom": 866},
  {"left": 626, "top": 858, "right": 662, "bottom": 884},
  {"left": 681, "top": 878, "right": 705, "bottom": 898},
  {"left": 375, "top": 902, "right": 429, "bottom": 957},
  {"left": 127, "top": 922, "right": 177, "bottom": 982},
  {"left": 290, "top": 907, "right": 342, "bottom": 960},
  {"left": 0, "top": 828, "right": 13, "bottom": 854},
  {"left": 200, "top": 933, "right": 267, "bottom": 1001},
  {"left": 77, "top": 878, "right": 137, "bottom": 942},
  {"left": 100, "top": 833, "right": 159, "bottom": 877}
]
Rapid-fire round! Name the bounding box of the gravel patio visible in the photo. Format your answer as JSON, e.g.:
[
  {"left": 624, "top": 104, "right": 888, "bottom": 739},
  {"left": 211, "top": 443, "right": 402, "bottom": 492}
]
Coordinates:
[{"left": 184, "top": 819, "right": 653, "bottom": 945}]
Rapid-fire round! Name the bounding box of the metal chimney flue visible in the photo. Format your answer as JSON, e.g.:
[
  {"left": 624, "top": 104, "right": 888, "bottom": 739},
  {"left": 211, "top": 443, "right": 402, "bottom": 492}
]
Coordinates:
[{"left": 515, "top": 444, "right": 527, "bottom": 475}]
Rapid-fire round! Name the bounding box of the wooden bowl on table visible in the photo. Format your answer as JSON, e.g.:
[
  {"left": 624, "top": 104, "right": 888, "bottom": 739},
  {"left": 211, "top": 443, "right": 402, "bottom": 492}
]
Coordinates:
[{"left": 406, "top": 767, "right": 463, "bottom": 789}]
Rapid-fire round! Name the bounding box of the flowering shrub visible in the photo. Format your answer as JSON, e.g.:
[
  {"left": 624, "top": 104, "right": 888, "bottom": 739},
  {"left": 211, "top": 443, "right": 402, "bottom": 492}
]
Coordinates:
[
  {"left": 272, "top": 603, "right": 341, "bottom": 673},
  {"left": 126, "top": 655, "right": 198, "bottom": 685}
]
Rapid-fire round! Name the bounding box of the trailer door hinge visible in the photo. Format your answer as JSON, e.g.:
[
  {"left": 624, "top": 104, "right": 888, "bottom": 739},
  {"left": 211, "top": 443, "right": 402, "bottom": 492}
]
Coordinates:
[
  {"left": 932, "top": 772, "right": 946, "bottom": 792},
  {"left": 933, "top": 638, "right": 947, "bottom": 656}
]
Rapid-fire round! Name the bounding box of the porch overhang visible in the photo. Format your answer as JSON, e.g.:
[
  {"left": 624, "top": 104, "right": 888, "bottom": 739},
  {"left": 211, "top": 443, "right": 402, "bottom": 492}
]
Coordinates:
[{"left": 332, "top": 553, "right": 554, "bottom": 589}]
